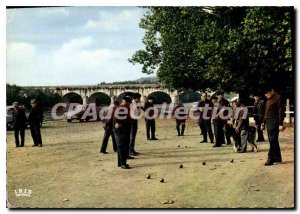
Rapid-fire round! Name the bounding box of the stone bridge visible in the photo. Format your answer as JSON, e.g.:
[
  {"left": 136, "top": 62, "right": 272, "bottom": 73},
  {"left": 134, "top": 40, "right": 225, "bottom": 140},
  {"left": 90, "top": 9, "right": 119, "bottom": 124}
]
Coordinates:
[{"left": 24, "top": 84, "right": 204, "bottom": 106}]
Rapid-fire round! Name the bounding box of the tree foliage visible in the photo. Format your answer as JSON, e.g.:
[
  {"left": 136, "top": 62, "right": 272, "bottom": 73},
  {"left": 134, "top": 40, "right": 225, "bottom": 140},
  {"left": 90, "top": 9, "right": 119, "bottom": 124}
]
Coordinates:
[
  {"left": 6, "top": 84, "right": 62, "bottom": 108},
  {"left": 129, "top": 7, "right": 293, "bottom": 99}
]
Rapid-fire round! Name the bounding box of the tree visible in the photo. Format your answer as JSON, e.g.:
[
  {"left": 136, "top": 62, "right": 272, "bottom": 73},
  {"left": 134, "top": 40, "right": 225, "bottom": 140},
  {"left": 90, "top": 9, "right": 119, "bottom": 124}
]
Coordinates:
[{"left": 129, "top": 7, "right": 294, "bottom": 100}]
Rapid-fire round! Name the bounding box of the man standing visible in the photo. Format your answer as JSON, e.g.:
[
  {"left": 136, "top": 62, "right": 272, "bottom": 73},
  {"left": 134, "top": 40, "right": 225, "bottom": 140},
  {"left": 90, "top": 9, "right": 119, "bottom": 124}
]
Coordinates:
[
  {"left": 28, "top": 99, "right": 44, "bottom": 147},
  {"left": 213, "top": 91, "right": 231, "bottom": 147},
  {"left": 262, "top": 87, "right": 285, "bottom": 166},
  {"left": 173, "top": 102, "right": 187, "bottom": 136},
  {"left": 233, "top": 100, "right": 250, "bottom": 153},
  {"left": 199, "top": 94, "right": 214, "bottom": 144},
  {"left": 12, "top": 102, "right": 27, "bottom": 147},
  {"left": 197, "top": 95, "right": 205, "bottom": 138},
  {"left": 100, "top": 101, "right": 119, "bottom": 154},
  {"left": 129, "top": 93, "right": 141, "bottom": 156},
  {"left": 253, "top": 94, "right": 266, "bottom": 142},
  {"left": 142, "top": 96, "right": 158, "bottom": 140},
  {"left": 113, "top": 96, "right": 132, "bottom": 169}
]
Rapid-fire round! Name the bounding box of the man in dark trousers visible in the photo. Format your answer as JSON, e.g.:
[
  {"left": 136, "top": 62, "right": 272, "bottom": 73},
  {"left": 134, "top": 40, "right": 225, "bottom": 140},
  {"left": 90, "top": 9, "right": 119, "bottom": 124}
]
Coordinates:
[
  {"left": 213, "top": 91, "right": 231, "bottom": 147},
  {"left": 129, "top": 93, "right": 141, "bottom": 156},
  {"left": 142, "top": 96, "right": 158, "bottom": 140},
  {"left": 100, "top": 101, "right": 119, "bottom": 154},
  {"left": 12, "top": 102, "right": 27, "bottom": 147},
  {"left": 198, "top": 93, "right": 214, "bottom": 144},
  {"left": 113, "top": 96, "right": 132, "bottom": 169},
  {"left": 173, "top": 102, "right": 187, "bottom": 136},
  {"left": 197, "top": 95, "right": 205, "bottom": 137},
  {"left": 253, "top": 94, "right": 266, "bottom": 142},
  {"left": 262, "top": 86, "right": 285, "bottom": 166},
  {"left": 234, "top": 99, "right": 250, "bottom": 153},
  {"left": 28, "top": 99, "right": 44, "bottom": 147}
]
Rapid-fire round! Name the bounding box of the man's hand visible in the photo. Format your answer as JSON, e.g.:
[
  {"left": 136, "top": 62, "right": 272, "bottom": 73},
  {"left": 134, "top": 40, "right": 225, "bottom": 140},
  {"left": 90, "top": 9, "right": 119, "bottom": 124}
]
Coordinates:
[
  {"left": 115, "top": 123, "right": 120, "bottom": 129},
  {"left": 279, "top": 125, "right": 286, "bottom": 132},
  {"left": 235, "top": 128, "right": 240, "bottom": 133},
  {"left": 261, "top": 123, "right": 265, "bottom": 131}
]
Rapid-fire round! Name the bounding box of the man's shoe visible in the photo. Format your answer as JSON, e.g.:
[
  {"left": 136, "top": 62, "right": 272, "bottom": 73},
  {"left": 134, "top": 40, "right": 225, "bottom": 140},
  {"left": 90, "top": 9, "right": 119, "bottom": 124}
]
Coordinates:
[
  {"left": 151, "top": 138, "right": 158, "bottom": 140},
  {"left": 147, "top": 138, "right": 151, "bottom": 140},
  {"left": 127, "top": 156, "right": 135, "bottom": 159},
  {"left": 212, "top": 144, "right": 221, "bottom": 147},
  {"left": 130, "top": 151, "right": 139, "bottom": 156},
  {"left": 121, "top": 165, "right": 131, "bottom": 169},
  {"left": 200, "top": 140, "right": 207, "bottom": 143},
  {"left": 210, "top": 141, "right": 214, "bottom": 144},
  {"left": 32, "top": 145, "right": 38, "bottom": 147},
  {"left": 39, "top": 144, "right": 42, "bottom": 147},
  {"left": 100, "top": 151, "right": 108, "bottom": 154},
  {"left": 118, "top": 164, "right": 129, "bottom": 167},
  {"left": 264, "top": 160, "right": 274, "bottom": 166},
  {"left": 19, "top": 145, "right": 24, "bottom": 147}
]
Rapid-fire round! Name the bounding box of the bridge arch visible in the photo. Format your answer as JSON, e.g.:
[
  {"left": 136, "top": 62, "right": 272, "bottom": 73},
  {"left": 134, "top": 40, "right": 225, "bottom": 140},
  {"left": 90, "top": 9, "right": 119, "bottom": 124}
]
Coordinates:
[
  {"left": 116, "top": 91, "right": 135, "bottom": 103},
  {"left": 147, "top": 91, "right": 172, "bottom": 104},
  {"left": 63, "top": 92, "right": 83, "bottom": 104},
  {"left": 179, "top": 91, "right": 201, "bottom": 103},
  {"left": 89, "top": 92, "right": 111, "bottom": 106}
]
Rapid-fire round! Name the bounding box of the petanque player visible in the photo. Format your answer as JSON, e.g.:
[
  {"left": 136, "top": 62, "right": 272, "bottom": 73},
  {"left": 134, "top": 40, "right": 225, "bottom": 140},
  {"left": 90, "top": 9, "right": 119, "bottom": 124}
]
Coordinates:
[
  {"left": 173, "top": 102, "right": 187, "bottom": 136},
  {"left": 12, "top": 102, "right": 27, "bottom": 147},
  {"left": 113, "top": 96, "right": 132, "bottom": 169},
  {"left": 100, "top": 101, "right": 119, "bottom": 154},
  {"left": 253, "top": 93, "right": 266, "bottom": 142},
  {"left": 198, "top": 93, "right": 214, "bottom": 144},
  {"left": 142, "top": 96, "right": 158, "bottom": 140},
  {"left": 262, "top": 86, "right": 285, "bottom": 166},
  {"left": 28, "top": 99, "right": 44, "bottom": 147},
  {"left": 129, "top": 93, "right": 141, "bottom": 156}
]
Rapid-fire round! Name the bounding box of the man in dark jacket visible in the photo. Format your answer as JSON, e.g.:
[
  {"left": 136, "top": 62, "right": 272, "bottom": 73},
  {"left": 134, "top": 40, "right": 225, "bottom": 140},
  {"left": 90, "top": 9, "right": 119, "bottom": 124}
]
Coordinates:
[
  {"left": 262, "top": 86, "right": 285, "bottom": 166},
  {"left": 142, "top": 96, "right": 158, "bottom": 140},
  {"left": 253, "top": 94, "right": 266, "bottom": 142},
  {"left": 213, "top": 91, "right": 231, "bottom": 147},
  {"left": 113, "top": 96, "right": 132, "bottom": 169},
  {"left": 12, "top": 102, "right": 27, "bottom": 147},
  {"left": 28, "top": 99, "right": 44, "bottom": 147},
  {"left": 198, "top": 93, "right": 214, "bottom": 143},
  {"left": 129, "top": 93, "right": 141, "bottom": 156},
  {"left": 100, "top": 101, "right": 119, "bottom": 154}
]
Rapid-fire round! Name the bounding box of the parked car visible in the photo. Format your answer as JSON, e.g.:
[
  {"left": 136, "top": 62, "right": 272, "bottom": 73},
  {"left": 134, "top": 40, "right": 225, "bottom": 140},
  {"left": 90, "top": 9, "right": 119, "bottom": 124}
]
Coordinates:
[
  {"left": 6, "top": 106, "right": 30, "bottom": 131},
  {"left": 64, "top": 104, "right": 102, "bottom": 123}
]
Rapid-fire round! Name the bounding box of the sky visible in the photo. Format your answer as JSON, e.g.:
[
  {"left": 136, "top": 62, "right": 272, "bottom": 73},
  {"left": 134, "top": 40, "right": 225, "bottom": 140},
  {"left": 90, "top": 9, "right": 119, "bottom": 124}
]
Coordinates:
[{"left": 6, "top": 7, "right": 153, "bottom": 86}]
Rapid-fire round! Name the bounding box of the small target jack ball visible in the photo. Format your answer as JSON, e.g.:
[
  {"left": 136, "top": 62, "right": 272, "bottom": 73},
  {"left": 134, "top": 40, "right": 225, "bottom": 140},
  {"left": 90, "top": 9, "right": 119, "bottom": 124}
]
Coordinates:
[
  {"left": 202, "top": 161, "right": 206, "bottom": 165},
  {"left": 160, "top": 178, "right": 164, "bottom": 183},
  {"left": 146, "top": 174, "right": 151, "bottom": 179},
  {"left": 179, "top": 164, "right": 183, "bottom": 168},
  {"left": 230, "top": 159, "right": 234, "bottom": 163}
]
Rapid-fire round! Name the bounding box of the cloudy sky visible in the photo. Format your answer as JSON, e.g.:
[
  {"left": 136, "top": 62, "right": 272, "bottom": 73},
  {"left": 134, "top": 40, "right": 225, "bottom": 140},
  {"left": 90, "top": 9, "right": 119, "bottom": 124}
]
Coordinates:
[{"left": 7, "top": 7, "right": 152, "bottom": 86}]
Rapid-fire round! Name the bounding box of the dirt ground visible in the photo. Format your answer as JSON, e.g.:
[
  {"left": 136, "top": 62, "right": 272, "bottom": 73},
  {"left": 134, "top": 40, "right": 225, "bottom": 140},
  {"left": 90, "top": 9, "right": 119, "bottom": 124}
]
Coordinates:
[{"left": 6, "top": 118, "right": 294, "bottom": 208}]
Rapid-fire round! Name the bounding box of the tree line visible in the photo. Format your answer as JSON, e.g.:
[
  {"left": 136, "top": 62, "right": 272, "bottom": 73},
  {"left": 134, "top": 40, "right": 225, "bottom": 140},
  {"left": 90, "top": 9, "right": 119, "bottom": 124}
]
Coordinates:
[
  {"left": 129, "top": 7, "right": 294, "bottom": 102},
  {"left": 6, "top": 84, "right": 62, "bottom": 108}
]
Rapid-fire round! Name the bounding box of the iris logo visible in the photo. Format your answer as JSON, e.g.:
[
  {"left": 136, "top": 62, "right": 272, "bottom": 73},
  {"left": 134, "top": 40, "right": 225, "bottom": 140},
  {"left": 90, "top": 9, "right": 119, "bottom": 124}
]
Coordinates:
[{"left": 14, "top": 189, "right": 32, "bottom": 197}]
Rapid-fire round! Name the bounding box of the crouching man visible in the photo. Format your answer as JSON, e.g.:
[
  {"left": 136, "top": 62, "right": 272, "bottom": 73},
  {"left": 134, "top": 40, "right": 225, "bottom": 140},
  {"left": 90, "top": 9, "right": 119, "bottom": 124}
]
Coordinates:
[{"left": 233, "top": 100, "right": 257, "bottom": 153}]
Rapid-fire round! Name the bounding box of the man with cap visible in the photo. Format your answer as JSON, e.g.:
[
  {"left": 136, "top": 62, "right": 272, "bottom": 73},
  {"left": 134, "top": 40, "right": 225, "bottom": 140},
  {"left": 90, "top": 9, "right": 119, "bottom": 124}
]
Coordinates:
[
  {"left": 261, "top": 86, "right": 285, "bottom": 166},
  {"left": 142, "top": 96, "right": 158, "bottom": 140},
  {"left": 113, "top": 96, "right": 132, "bottom": 169},
  {"left": 253, "top": 93, "right": 266, "bottom": 142},
  {"left": 213, "top": 90, "right": 231, "bottom": 147},
  {"left": 12, "top": 102, "right": 27, "bottom": 147},
  {"left": 129, "top": 93, "right": 142, "bottom": 156},
  {"left": 28, "top": 99, "right": 44, "bottom": 147},
  {"left": 100, "top": 101, "right": 119, "bottom": 154}
]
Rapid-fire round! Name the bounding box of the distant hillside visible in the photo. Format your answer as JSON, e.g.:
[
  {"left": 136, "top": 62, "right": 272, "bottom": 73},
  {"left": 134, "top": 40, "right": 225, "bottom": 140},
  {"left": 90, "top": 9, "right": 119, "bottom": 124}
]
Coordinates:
[{"left": 98, "top": 76, "right": 157, "bottom": 85}]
